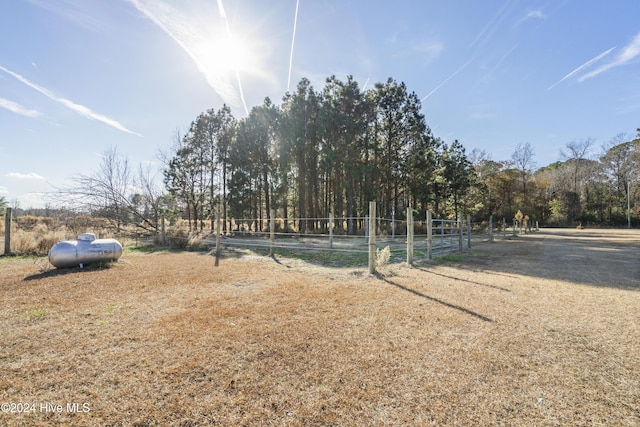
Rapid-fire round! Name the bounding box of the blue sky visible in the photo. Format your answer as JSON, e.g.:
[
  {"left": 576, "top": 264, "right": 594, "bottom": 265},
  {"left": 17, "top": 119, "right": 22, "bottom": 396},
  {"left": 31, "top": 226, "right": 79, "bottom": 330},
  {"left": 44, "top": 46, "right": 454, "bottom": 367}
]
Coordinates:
[{"left": 1, "top": 0, "right": 639, "bottom": 209}]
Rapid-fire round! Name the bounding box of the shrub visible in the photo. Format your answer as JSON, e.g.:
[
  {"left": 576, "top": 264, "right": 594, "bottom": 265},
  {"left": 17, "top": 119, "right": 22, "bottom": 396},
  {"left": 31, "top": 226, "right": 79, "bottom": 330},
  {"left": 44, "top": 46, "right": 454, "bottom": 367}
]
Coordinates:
[
  {"left": 32, "top": 223, "right": 49, "bottom": 236},
  {"left": 187, "top": 234, "right": 205, "bottom": 251},
  {"left": 11, "top": 229, "right": 38, "bottom": 254},
  {"left": 376, "top": 245, "right": 391, "bottom": 267},
  {"left": 167, "top": 227, "right": 189, "bottom": 249},
  {"left": 36, "top": 230, "right": 67, "bottom": 255},
  {"left": 5, "top": 224, "right": 68, "bottom": 255}
]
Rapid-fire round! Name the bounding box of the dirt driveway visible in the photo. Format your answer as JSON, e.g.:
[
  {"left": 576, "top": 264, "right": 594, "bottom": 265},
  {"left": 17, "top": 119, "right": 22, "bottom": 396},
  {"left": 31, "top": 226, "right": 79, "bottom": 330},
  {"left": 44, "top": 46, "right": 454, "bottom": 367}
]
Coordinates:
[{"left": 467, "top": 228, "right": 640, "bottom": 289}]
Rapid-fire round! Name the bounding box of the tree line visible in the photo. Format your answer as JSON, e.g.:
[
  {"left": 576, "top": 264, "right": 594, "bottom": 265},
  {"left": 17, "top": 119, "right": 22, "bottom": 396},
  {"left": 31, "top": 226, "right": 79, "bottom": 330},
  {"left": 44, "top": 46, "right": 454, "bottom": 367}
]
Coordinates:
[
  {"left": 471, "top": 133, "right": 640, "bottom": 227},
  {"left": 47, "top": 76, "right": 639, "bottom": 233},
  {"left": 162, "top": 76, "right": 477, "bottom": 233}
]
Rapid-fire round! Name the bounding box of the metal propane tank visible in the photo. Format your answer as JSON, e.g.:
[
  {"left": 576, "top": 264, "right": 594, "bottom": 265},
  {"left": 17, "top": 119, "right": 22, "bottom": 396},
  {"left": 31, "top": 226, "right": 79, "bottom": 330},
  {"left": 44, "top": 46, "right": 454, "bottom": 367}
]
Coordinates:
[{"left": 48, "top": 233, "right": 123, "bottom": 268}]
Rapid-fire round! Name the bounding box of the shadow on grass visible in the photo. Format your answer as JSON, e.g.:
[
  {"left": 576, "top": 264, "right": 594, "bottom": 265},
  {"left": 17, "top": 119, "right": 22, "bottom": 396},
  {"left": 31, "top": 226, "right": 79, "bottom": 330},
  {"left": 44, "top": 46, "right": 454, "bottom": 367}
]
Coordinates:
[
  {"left": 269, "top": 254, "right": 292, "bottom": 268},
  {"left": 447, "top": 230, "right": 640, "bottom": 291},
  {"left": 413, "top": 266, "right": 512, "bottom": 292},
  {"left": 375, "top": 272, "right": 494, "bottom": 323},
  {"left": 124, "top": 244, "right": 171, "bottom": 254},
  {"left": 23, "top": 261, "right": 119, "bottom": 281}
]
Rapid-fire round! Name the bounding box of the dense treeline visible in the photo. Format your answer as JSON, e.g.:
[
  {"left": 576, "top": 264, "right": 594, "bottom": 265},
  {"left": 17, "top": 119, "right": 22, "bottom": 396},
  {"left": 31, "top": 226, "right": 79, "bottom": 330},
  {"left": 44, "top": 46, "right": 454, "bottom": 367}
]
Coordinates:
[
  {"left": 160, "top": 76, "right": 640, "bottom": 232},
  {"left": 470, "top": 134, "right": 640, "bottom": 227},
  {"left": 163, "top": 76, "right": 478, "bottom": 233}
]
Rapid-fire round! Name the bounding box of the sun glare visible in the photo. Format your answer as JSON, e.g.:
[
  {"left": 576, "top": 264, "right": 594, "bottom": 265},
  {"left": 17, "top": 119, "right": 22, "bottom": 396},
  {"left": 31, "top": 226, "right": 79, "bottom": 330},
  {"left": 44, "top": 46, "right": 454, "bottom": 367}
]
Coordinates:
[
  {"left": 196, "top": 29, "right": 257, "bottom": 79},
  {"left": 136, "top": 0, "right": 271, "bottom": 113}
]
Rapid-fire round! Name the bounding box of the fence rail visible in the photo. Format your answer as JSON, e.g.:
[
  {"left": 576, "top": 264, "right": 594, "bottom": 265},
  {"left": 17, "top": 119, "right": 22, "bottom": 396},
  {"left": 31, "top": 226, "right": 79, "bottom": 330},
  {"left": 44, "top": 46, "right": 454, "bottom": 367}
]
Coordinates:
[
  {"left": 1, "top": 205, "right": 538, "bottom": 271},
  {"left": 207, "top": 204, "right": 535, "bottom": 273}
]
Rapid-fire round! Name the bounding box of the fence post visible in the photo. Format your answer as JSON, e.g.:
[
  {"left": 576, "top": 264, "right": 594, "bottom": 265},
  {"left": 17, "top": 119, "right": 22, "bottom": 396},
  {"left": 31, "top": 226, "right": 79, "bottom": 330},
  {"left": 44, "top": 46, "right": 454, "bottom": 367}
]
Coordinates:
[
  {"left": 467, "top": 214, "right": 471, "bottom": 249},
  {"left": 426, "top": 210, "right": 432, "bottom": 260},
  {"left": 329, "top": 210, "right": 334, "bottom": 249},
  {"left": 161, "top": 214, "right": 167, "bottom": 245},
  {"left": 4, "top": 207, "right": 12, "bottom": 255},
  {"left": 458, "top": 213, "right": 463, "bottom": 252},
  {"left": 442, "top": 219, "right": 446, "bottom": 249},
  {"left": 368, "top": 202, "right": 376, "bottom": 274},
  {"left": 391, "top": 209, "right": 395, "bottom": 241},
  {"left": 214, "top": 204, "right": 222, "bottom": 266},
  {"left": 269, "top": 209, "right": 275, "bottom": 257},
  {"left": 489, "top": 215, "right": 493, "bottom": 243},
  {"left": 406, "top": 207, "right": 413, "bottom": 265}
]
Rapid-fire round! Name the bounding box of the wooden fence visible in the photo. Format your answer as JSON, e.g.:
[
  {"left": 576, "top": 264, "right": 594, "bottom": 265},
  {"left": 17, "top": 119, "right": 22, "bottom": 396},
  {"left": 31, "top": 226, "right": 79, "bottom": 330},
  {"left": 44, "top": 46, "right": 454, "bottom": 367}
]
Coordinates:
[{"left": 211, "top": 202, "right": 514, "bottom": 274}]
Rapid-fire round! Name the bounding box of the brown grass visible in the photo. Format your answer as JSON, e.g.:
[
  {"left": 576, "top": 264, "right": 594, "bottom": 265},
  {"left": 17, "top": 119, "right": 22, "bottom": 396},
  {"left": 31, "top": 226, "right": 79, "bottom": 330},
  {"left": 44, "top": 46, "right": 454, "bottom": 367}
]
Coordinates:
[
  {"left": 6, "top": 226, "right": 68, "bottom": 256},
  {"left": 1, "top": 229, "right": 639, "bottom": 426},
  {"left": 1, "top": 215, "right": 206, "bottom": 256},
  {"left": 1, "top": 215, "right": 136, "bottom": 256}
]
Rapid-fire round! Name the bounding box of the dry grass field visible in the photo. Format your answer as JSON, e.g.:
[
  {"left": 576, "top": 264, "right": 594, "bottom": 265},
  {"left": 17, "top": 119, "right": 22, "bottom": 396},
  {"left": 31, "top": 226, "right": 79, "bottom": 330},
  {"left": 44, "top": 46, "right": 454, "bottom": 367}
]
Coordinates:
[{"left": 1, "top": 228, "right": 639, "bottom": 426}]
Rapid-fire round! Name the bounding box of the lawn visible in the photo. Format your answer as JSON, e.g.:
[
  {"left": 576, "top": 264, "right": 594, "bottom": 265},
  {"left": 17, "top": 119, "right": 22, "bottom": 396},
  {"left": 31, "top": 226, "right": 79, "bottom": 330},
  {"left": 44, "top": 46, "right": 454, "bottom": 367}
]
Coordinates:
[{"left": 1, "top": 229, "right": 639, "bottom": 426}]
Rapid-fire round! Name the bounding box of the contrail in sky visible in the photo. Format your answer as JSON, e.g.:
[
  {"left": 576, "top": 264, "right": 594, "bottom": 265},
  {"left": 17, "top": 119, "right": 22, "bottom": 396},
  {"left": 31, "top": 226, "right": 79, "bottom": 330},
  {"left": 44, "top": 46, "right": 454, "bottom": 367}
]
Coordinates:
[
  {"left": 421, "top": 60, "right": 472, "bottom": 102},
  {"left": 362, "top": 77, "right": 370, "bottom": 91},
  {"left": 470, "top": 0, "right": 512, "bottom": 50},
  {"left": 0, "top": 97, "right": 41, "bottom": 118},
  {"left": 0, "top": 65, "right": 141, "bottom": 136},
  {"left": 579, "top": 32, "right": 640, "bottom": 82},
  {"left": 548, "top": 47, "right": 615, "bottom": 90},
  {"left": 217, "top": 0, "right": 249, "bottom": 115},
  {"left": 287, "top": 0, "right": 300, "bottom": 92}
]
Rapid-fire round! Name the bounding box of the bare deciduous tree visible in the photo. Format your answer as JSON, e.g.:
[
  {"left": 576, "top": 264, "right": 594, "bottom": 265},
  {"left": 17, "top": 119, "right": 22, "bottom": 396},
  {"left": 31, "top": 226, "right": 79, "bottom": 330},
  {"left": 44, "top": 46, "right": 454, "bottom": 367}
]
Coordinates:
[
  {"left": 511, "top": 142, "right": 536, "bottom": 207},
  {"left": 57, "top": 146, "right": 162, "bottom": 232},
  {"left": 561, "top": 138, "right": 594, "bottom": 192},
  {"left": 560, "top": 138, "right": 595, "bottom": 222}
]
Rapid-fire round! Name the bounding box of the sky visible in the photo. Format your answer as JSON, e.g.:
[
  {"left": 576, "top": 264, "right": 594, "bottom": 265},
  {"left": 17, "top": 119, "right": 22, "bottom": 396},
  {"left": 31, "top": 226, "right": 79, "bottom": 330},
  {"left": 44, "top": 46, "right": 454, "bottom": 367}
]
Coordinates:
[{"left": 1, "top": 0, "right": 639, "bottom": 209}]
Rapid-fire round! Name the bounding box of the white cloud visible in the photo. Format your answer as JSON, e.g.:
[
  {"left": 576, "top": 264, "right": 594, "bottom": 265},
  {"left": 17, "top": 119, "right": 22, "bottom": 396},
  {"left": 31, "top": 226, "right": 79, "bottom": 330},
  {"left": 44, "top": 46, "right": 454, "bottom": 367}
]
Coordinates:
[
  {"left": 0, "top": 65, "right": 142, "bottom": 136},
  {"left": 548, "top": 47, "right": 616, "bottom": 90},
  {"left": 513, "top": 9, "right": 546, "bottom": 28},
  {"left": 579, "top": 32, "right": 640, "bottom": 82},
  {"left": 6, "top": 172, "right": 46, "bottom": 180},
  {"left": 0, "top": 98, "right": 41, "bottom": 118},
  {"left": 0, "top": 186, "right": 8, "bottom": 194}
]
